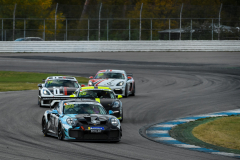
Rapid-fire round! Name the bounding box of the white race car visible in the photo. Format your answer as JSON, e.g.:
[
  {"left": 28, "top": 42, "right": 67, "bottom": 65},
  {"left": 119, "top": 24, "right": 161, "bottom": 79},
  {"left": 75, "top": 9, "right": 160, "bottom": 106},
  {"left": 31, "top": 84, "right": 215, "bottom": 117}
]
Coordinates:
[
  {"left": 88, "top": 69, "right": 135, "bottom": 97},
  {"left": 38, "top": 76, "right": 83, "bottom": 107}
]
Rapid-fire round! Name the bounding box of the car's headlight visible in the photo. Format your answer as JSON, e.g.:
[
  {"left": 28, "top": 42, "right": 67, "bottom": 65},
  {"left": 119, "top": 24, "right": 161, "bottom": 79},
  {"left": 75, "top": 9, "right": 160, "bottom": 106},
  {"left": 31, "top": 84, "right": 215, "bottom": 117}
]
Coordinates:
[
  {"left": 113, "top": 101, "right": 120, "bottom": 108},
  {"left": 43, "top": 89, "right": 50, "bottom": 95},
  {"left": 88, "top": 81, "right": 93, "bottom": 86},
  {"left": 116, "top": 81, "right": 124, "bottom": 86},
  {"left": 66, "top": 118, "right": 76, "bottom": 126},
  {"left": 110, "top": 118, "right": 119, "bottom": 126}
]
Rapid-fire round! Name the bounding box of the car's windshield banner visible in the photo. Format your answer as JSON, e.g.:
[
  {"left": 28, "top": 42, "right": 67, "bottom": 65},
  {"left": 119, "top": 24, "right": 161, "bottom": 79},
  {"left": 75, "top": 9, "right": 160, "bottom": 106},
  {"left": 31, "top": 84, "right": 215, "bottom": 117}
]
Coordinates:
[{"left": 41, "top": 97, "right": 95, "bottom": 100}]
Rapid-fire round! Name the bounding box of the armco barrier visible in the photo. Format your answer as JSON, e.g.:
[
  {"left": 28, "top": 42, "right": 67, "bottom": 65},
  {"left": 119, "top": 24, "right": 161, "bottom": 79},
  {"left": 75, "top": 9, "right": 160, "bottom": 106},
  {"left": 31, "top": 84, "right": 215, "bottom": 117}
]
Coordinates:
[{"left": 0, "top": 41, "right": 240, "bottom": 52}]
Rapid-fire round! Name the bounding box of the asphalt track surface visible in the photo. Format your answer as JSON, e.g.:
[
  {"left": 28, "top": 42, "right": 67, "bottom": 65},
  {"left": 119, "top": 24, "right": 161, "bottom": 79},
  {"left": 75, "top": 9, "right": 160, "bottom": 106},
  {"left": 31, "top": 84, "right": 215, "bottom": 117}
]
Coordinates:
[{"left": 0, "top": 52, "right": 240, "bottom": 160}]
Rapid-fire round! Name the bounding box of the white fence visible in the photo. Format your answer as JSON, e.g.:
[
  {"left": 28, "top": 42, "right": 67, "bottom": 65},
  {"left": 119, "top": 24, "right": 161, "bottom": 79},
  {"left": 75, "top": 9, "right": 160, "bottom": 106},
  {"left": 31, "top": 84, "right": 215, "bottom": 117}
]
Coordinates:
[{"left": 0, "top": 41, "right": 240, "bottom": 52}]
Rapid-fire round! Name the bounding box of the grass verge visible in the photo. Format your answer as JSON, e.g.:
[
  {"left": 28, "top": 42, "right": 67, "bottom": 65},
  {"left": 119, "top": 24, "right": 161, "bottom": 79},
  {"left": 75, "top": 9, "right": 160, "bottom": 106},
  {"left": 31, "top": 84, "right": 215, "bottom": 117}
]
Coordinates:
[
  {"left": 0, "top": 71, "right": 89, "bottom": 92},
  {"left": 169, "top": 116, "right": 240, "bottom": 154},
  {"left": 193, "top": 116, "right": 240, "bottom": 150}
]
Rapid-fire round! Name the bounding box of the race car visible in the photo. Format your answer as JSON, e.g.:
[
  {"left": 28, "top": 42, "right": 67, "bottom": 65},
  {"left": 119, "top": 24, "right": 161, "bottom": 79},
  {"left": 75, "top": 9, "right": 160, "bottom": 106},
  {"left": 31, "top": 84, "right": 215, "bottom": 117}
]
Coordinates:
[
  {"left": 71, "top": 86, "right": 123, "bottom": 122},
  {"left": 38, "top": 76, "right": 83, "bottom": 107},
  {"left": 41, "top": 99, "right": 122, "bottom": 142},
  {"left": 88, "top": 69, "right": 135, "bottom": 97}
]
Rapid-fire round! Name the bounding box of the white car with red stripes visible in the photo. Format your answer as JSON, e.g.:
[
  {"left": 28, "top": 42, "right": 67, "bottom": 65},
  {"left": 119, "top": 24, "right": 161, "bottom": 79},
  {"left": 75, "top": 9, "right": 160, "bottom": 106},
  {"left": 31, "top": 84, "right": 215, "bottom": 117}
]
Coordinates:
[
  {"left": 88, "top": 69, "right": 135, "bottom": 97},
  {"left": 37, "top": 76, "right": 83, "bottom": 107}
]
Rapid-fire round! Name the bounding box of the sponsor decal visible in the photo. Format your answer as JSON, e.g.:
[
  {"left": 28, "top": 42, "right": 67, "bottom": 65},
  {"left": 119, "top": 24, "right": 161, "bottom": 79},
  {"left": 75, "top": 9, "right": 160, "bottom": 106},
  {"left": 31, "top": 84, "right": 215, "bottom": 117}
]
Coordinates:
[
  {"left": 47, "top": 81, "right": 53, "bottom": 84},
  {"left": 65, "top": 104, "right": 74, "bottom": 109},
  {"left": 80, "top": 91, "right": 87, "bottom": 95},
  {"left": 89, "top": 127, "right": 104, "bottom": 130}
]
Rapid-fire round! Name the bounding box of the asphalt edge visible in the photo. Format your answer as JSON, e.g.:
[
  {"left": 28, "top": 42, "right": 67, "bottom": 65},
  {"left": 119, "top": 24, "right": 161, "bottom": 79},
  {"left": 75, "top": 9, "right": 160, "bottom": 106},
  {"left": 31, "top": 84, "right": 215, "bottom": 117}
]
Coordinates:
[{"left": 139, "top": 109, "right": 240, "bottom": 159}]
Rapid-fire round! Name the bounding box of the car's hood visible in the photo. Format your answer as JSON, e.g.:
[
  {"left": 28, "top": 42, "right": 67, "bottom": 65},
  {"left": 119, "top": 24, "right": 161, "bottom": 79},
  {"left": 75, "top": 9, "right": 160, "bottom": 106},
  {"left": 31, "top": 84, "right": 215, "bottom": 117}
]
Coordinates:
[
  {"left": 64, "top": 114, "right": 112, "bottom": 125},
  {"left": 46, "top": 87, "right": 78, "bottom": 96},
  {"left": 98, "top": 99, "right": 115, "bottom": 110},
  {"left": 90, "top": 79, "right": 124, "bottom": 87}
]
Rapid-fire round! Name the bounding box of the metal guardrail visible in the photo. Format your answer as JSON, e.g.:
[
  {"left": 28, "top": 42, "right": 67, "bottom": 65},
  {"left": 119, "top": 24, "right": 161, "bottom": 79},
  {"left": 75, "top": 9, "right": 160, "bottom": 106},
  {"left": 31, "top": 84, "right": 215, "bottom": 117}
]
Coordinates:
[{"left": 0, "top": 41, "right": 240, "bottom": 52}]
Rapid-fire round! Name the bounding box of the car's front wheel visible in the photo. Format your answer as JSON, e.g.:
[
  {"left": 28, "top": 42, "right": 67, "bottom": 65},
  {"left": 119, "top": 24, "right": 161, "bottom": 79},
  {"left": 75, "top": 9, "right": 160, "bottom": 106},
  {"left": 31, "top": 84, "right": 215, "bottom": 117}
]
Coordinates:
[
  {"left": 120, "top": 109, "right": 123, "bottom": 122},
  {"left": 38, "top": 98, "right": 43, "bottom": 107},
  {"left": 58, "top": 124, "right": 65, "bottom": 140},
  {"left": 124, "top": 85, "right": 128, "bottom": 98},
  {"left": 42, "top": 118, "right": 48, "bottom": 137},
  {"left": 131, "top": 83, "right": 135, "bottom": 96}
]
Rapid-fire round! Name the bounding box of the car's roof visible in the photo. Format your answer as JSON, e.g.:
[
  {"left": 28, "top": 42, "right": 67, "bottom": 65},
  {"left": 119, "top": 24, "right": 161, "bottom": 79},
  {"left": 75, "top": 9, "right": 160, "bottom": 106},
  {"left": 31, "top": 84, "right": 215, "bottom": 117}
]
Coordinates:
[
  {"left": 62, "top": 99, "right": 99, "bottom": 104},
  {"left": 81, "top": 86, "right": 111, "bottom": 91},
  {"left": 97, "top": 69, "right": 125, "bottom": 74},
  {"left": 25, "top": 37, "right": 42, "bottom": 39},
  {"left": 46, "top": 76, "right": 77, "bottom": 81}
]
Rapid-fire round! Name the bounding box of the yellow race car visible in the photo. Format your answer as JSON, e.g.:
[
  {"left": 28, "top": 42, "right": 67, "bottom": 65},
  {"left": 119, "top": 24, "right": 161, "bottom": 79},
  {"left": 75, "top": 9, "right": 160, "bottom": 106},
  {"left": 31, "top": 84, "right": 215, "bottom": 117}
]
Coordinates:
[{"left": 71, "top": 86, "right": 123, "bottom": 122}]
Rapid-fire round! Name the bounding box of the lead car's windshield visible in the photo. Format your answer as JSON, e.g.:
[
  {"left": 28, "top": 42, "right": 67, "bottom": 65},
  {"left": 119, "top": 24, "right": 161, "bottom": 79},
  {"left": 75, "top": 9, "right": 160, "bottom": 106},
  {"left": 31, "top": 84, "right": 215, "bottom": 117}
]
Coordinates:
[
  {"left": 95, "top": 73, "right": 125, "bottom": 79},
  {"left": 45, "top": 80, "right": 79, "bottom": 88},
  {"left": 63, "top": 103, "right": 106, "bottom": 114},
  {"left": 78, "top": 90, "right": 115, "bottom": 99}
]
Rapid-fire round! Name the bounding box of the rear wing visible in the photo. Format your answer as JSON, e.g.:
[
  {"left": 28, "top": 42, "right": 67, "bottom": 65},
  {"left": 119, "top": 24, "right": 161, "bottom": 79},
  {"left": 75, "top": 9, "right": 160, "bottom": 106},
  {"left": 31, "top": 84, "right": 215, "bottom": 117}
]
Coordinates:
[{"left": 127, "top": 73, "right": 133, "bottom": 77}]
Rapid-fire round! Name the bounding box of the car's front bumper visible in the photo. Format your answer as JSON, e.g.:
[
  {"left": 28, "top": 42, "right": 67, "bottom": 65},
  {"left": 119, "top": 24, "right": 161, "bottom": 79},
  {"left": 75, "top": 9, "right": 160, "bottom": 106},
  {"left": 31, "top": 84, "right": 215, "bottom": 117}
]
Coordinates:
[
  {"left": 64, "top": 128, "right": 121, "bottom": 141},
  {"left": 108, "top": 86, "right": 126, "bottom": 96},
  {"left": 39, "top": 96, "right": 72, "bottom": 107}
]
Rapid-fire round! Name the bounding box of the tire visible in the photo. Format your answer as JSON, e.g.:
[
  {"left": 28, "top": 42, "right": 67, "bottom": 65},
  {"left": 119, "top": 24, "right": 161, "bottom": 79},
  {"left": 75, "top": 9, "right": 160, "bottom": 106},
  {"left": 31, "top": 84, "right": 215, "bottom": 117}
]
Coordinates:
[
  {"left": 42, "top": 118, "right": 48, "bottom": 137},
  {"left": 124, "top": 85, "right": 128, "bottom": 98},
  {"left": 58, "top": 124, "right": 65, "bottom": 140},
  {"left": 131, "top": 84, "right": 135, "bottom": 96},
  {"left": 38, "top": 98, "right": 43, "bottom": 107},
  {"left": 120, "top": 109, "right": 123, "bottom": 123}
]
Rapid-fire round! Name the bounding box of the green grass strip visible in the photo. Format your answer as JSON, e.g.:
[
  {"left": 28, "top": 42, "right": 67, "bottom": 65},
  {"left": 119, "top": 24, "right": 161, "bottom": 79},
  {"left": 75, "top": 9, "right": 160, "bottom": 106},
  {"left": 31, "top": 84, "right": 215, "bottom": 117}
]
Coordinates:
[
  {"left": 0, "top": 71, "right": 89, "bottom": 92},
  {"left": 193, "top": 116, "right": 240, "bottom": 150},
  {"left": 169, "top": 116, "right": 240, "bottom": 154}
]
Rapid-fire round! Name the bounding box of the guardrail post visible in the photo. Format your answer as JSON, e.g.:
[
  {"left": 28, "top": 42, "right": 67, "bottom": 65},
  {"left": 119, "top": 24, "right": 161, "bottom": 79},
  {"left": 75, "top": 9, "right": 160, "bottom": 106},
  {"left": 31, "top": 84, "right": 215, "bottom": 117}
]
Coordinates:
[
  {"left": 55, "top": 3, "right": 58, "bottom": 41},
  {"left": 107, "top": 19, "right": 108, "bottom": 41},
  {"left": 190, "top": 19, "right": 192, "bottom": 40},
  {"left": 2, "top": 19, "right": 3, "bottom": 41},
  {"left": 98, "top": 3, "right": 102, "bottom": 41},
  {"left": 180, "top": 3, "right": 184, "bottom": 40},
  {"left": 88, "top": 19, "right": 89, "bottom": 41},
  {"left": 139, "top": 3, "right": 143, "bottom": 41},
  {"left": 169, "top": 19, "right": 171, "bottom": 40},
  {"left": 13, "top": 3, "right": 17, "bottom": 41},
  {"left": 43, "top": 19, "right": 46, "bottom": 41},
  {"left": 24, "top": 19, "right": 26, "bottom": 39},
  {"left": 151, "top": 19, "right": 152, "bottom": 40},
  {"left": 66, "top": 19, "right": 67, "bottom": 41},
  {"left": 212, "top": 19, "right": 213, "bottom": 40},
  {"left": 218, "top": 4, "right": 222, "bottom": 40},
  {"left": 129, "top": 19, "right": 131, "bottom": 40}
]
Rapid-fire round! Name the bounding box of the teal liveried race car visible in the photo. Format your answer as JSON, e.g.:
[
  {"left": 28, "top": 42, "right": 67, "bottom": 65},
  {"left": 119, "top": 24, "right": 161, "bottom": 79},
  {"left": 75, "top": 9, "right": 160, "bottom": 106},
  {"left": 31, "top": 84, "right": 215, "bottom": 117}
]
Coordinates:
[{"left": 41, "top": 99, "right": 122, "bottom": 142}]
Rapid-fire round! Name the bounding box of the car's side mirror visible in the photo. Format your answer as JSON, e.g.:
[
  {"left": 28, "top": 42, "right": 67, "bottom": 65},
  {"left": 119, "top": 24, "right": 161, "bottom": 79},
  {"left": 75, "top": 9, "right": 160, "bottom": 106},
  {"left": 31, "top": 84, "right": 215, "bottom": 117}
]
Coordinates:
[
  {"left": 81, "top": 84, "right": 86, "bottom": 87},
  {"left": 42, "top": 79, "right": 45, "bottom": 82},
  {"left": 89, "top": 76, "right": 93, "bottom": 79},
  {"left": 52, "top": 110, "right": 58, "bottom": 115},
  {"left": 117, "top": 95, "right": 123, "bottom": 99},
  {"left": 108, "top": 110, "right": 114, "bottom": 115},
  {"left": 38, "top": 84, "right": 42, "bottom": 87}
]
